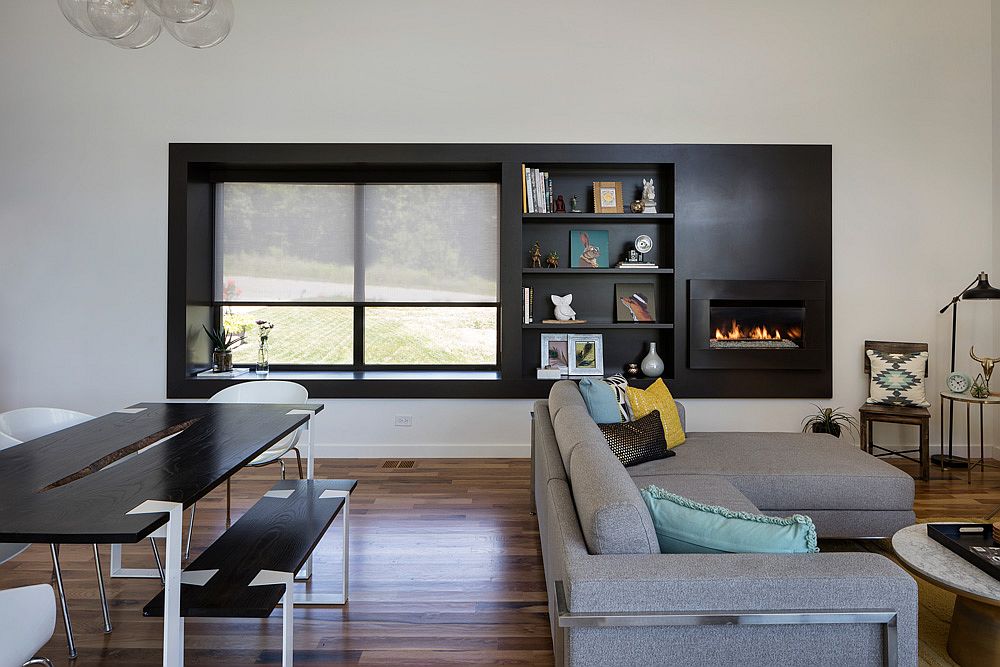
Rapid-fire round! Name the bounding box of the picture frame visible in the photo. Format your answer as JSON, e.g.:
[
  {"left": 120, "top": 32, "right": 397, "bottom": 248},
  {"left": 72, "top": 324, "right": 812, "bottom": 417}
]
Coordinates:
[
  {"left": 540, "top": 333, "right": 570, "bottom": 375},
  {"left": 568, "top": 333, "right": 604, "bottom": 376},
  {"left": 570, "top": 229, "right": 610, "bottom": 268},
  {"left": 615, "top": 283, "right": 657, "bottom": 322},
  {"left": 593, "top": 181, "right": 623, "bottom": 214}
]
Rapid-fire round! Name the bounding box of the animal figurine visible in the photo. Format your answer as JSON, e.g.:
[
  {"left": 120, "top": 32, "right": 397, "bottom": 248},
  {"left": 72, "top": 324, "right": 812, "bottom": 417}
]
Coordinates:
[
  {"left": 641, "top": 178, "right": 657, "bottom": 213},
  {"left": 545, "top": 251, "right": 559, "bottom": 268},
  {"left": 578, "top": 231, "right": 600, "bottom": 269},
  {"left": 529, "top": 241, "right": 542, "bottom": 268},
  {"left": 970, "top": 346, "right": 1000, "bottom": 390},
  {"left": 551, "top": 294, "right": 576, "bottom": 321},
  {"left": 620, "top": 292, "right": 654, "bottom": 322},
  {"left": 554, "top": 195, "right": 566, "bottom": 213},
  {"left": 570, "top": 195, "right": 581, "bottom": 213}
]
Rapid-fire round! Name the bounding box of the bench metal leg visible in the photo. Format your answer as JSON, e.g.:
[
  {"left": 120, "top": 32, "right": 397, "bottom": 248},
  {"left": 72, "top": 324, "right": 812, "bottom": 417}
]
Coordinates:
[
  {"left": 250, "top": 570, "right": 296, "bottom": 667},
  {"left": 109, "top": 538, "right": 169, "bottom": 580},
  {"left": 127, "top": 500, "right": 184, "bottom": 667},
  {"left": 289, "top": 489, "right": 350, "bottom": 603},
  {"left": 185, "top": 504, "right": 196, "bottom": 561},
  {"left": 290, "top": 413, "right": 316, "bottom": 581}
]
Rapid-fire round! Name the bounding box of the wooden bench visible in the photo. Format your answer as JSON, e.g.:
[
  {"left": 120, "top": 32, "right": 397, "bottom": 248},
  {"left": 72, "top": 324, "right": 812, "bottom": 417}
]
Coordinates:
[{"left": 144, "top": 478, "right": 356, "bottom": 665}]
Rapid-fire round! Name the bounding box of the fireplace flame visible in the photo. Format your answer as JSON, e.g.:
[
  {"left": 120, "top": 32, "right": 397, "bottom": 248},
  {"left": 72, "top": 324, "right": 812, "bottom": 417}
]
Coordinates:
[{"left": 714, "top": 321, "right": 801, "bottom": 341}]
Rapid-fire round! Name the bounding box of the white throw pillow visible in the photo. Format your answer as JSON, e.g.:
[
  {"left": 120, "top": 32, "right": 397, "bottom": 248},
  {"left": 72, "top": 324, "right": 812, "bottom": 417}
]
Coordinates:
[{"left": 866, "top": 349, "right": 929, "bottom": 408}]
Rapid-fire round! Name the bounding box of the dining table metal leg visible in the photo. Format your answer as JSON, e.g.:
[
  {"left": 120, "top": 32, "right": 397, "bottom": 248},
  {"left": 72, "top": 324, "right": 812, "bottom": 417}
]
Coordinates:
[{"left": 93, "top": 544, "right": 113, "bottom": 633}]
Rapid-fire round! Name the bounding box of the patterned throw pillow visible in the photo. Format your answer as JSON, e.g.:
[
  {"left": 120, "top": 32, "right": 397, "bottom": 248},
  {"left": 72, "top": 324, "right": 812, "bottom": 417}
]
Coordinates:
[
  {"left": 603, "top": 373, "right": 634, "bottom": 422},
  {"left": 625, "top": 379, "right": 686, "bottom": 448},
  {"left": 598, "top": 410, "right": 676, "bottom": 467},
  {"left": 866, "top": 349, "right": 930, "bottom": 408}
]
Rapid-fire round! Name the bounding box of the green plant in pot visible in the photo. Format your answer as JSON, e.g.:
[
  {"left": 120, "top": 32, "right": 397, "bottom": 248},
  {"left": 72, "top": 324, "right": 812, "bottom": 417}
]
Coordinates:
[
  {"left": 203, "top": 325, "right": 245, "bottom": 372},
  {"left": 801, "top": 404, "right": 859, "bottom": 440}
]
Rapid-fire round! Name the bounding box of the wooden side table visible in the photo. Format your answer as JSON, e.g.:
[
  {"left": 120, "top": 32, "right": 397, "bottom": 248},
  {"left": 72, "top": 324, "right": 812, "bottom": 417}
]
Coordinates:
[{"left": 939, "top": 391, "right": 1000, "bottom": 483}]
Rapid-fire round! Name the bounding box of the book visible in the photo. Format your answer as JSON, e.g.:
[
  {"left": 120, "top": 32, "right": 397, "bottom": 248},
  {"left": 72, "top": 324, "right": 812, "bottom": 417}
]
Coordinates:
[
  {"left": 521, "top": 164, "right": 528, "bottom": 213},
  {"left": 524, "top": 167, "right": 534, "bottom": 213},
  {"left": 547, "top": 174, "right": 554, "bottom": 212}
]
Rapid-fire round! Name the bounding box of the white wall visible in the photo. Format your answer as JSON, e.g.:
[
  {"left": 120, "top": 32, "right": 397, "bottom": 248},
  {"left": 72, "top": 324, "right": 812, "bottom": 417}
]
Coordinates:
[{"left": 0, "top": 1, "right": 995, "bottom": 457}]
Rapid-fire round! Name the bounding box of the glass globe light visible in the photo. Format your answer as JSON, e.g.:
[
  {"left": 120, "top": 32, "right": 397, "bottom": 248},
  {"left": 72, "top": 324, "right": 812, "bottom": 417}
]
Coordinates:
[
  {"left": 108, "top": 4, "right": 161, "bottom": 49},
  {"left": 58, "top": 0, "right": 100, "bottom": 37},
  {"left": 87, "top": 0, "right": 141, "bottom": 40},
  {"left": 164, "top": 0, "right": 233, "bottom": 48},
  {"left": 145, "top": 0, "right": 214, "bottom": 24}
]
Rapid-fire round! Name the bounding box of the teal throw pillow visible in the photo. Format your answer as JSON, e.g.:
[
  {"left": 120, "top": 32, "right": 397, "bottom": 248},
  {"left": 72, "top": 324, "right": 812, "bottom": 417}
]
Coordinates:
[
  {"left": 578, "top": 378, "right": 623, "bottom": 424},
  {"left": 640, "top": 485, "right": 819, "bottom": 554}
]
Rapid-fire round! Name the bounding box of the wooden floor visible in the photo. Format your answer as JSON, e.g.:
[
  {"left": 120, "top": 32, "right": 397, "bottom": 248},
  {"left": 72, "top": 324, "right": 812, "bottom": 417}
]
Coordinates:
[{"left": 2, "top": 457, "right": 998, "bottom": 666}]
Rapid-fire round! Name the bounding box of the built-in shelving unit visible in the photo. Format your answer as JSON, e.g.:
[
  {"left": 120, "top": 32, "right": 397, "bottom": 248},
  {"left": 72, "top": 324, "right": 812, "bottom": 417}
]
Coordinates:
[{"left": 522, "top": 268, "right": 674, "bottom": 274}]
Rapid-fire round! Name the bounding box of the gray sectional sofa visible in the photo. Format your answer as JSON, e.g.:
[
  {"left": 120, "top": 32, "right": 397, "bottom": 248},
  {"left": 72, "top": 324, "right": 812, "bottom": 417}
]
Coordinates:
[{"left": 534, "top": 380, "right": 919, "bottom": 666}]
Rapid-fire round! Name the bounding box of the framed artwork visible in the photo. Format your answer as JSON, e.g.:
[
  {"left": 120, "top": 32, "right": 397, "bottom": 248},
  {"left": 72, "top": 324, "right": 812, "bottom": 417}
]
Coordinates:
[
  {"left": 593, "top": 181, "right": 623, "bottom": 213},
  {"left": 540, "top": 333, "right": 570, "bottom": 375},
  {"left": 568, "top": 333, "right": 604, "bottom": 376},
  {"left": 615, "top": 283, "right": 657, "bottom": 322},
  {"left": 570, "top": 229, "right": 610, "bottom": 268}
]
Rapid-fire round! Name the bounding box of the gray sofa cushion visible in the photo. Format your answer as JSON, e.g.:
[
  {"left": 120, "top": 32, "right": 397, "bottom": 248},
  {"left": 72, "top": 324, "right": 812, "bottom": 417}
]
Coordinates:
[
  {"left": 627, "top": 431, "right": 914, "bottom": 512},
  {"left": 631, "top": 474, "right": 759, "bottom": 514},
  {"left": 553, "top": 405, "right": 606, "bottom": 475},
  {"left": 568, "top": 439, "right": 658, "bottom": 555},
  {"left": 549, "top": 380, "right": 587, "bottom": 420}
]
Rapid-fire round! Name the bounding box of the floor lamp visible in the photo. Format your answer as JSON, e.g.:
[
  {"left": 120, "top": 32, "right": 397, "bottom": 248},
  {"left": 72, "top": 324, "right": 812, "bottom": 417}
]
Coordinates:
[{"left": 934, "top": 271, "right": 1000, "bottom": 468}]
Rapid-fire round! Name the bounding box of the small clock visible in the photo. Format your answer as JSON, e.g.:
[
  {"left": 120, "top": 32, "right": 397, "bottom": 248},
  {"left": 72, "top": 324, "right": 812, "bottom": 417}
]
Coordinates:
[
  {"left": 634, "top": 235, "right": 653, "bottom": 254},
  {"left": 946, "top": 372, "right": 971, "bottom": 394}
]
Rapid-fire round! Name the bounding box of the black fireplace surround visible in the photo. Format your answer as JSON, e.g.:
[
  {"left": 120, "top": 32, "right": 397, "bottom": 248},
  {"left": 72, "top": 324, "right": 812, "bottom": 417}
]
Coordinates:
[{"left": 689, "top": 280, "right": 826, "bottom": 370}]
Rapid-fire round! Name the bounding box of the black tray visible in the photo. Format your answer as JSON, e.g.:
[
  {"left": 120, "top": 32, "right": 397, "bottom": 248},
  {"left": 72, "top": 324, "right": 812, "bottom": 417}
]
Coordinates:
[{"left": 926, "top": 523, "right": 1000, "bottom": 581}]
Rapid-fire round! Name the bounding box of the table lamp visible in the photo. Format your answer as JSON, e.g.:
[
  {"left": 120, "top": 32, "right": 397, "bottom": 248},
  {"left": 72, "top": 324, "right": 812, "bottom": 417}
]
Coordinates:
[{"left": 934, "top": 272, "right": 1000, "bottom": 467}]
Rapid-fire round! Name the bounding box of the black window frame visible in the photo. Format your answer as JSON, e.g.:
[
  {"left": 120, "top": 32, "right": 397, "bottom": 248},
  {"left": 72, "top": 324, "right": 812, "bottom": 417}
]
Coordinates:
[{"left": 211, "top": 169, "right": 502, "bottom": 373}]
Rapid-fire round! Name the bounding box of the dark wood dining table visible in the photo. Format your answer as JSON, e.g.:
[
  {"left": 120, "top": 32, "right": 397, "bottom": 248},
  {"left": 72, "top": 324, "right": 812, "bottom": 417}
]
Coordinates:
[{"left": 0, "top": 401, "right": 322, "bottom": 667}]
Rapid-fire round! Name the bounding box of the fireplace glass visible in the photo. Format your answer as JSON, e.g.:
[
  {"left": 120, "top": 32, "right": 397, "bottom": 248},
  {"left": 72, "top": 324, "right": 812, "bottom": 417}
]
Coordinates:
[{"left": 708, "top": 300, "right": 805, "bottom": 349}]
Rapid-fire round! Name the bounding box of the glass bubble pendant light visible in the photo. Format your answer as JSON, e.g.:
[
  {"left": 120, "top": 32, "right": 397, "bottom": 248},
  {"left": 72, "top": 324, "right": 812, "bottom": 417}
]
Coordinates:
[
  {"left": 57, "top": 0, "right": 100, "bottom": 37},
  {"left": 145, "top": 0, "right": 214, "bottom": 24},
  {"left": 108, "top": 3, "right": 161, "bottom": 49},
  {"left": 86, "top": 0, "right": 141, "bottom": 40},
  {"left": 163, "top": 0, "right": 233, "bottom": 48}
]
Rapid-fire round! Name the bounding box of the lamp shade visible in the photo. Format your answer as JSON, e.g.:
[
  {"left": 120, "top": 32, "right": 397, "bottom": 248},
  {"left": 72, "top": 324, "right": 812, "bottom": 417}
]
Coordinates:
[{"left": 962, "top": 272, "right": 1000, "bottom": 300}]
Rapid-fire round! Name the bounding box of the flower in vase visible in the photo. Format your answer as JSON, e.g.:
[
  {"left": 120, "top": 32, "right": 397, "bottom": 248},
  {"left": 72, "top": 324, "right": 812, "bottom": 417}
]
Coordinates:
[{"left": 255, "top": 319, "right": 275, "bottom": 343}]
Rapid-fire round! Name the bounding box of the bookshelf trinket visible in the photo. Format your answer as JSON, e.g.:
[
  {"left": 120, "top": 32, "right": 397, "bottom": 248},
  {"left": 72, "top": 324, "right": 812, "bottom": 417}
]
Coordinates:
[
  {"left": 555, "top": 195, "right": 566, "bottom": 212},
  {"left": 570, "top": 195, "right": 582, "bottom": 213},
  {"left": 630, "top": 200, "right": 645, "bottom": 213},
  {"left": 551, "top": 294, "right": 577, "bottom": 321},
  {"left": 642, "top": 178, "right": 658, "bottom": 213},
  {"left": 529, "top": 241, "right": 542, "bottom": 268},
  {"left": 546, "top": 251, "right": 560, "bottom": 269}
]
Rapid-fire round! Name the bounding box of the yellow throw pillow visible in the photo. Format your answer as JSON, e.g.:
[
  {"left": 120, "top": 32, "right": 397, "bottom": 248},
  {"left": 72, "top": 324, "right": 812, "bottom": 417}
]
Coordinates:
[{"left": 625, "top": 379, "right": 686, "bottom": 449}]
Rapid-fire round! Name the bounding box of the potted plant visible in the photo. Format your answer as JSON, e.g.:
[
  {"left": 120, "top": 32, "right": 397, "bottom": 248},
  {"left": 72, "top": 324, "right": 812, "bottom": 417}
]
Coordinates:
[
  {"left": 203, "top": 325, "right": 245, "bottom": 372},
  {"left": 801, "top": 405, "right": 859, "bottom": 439}
]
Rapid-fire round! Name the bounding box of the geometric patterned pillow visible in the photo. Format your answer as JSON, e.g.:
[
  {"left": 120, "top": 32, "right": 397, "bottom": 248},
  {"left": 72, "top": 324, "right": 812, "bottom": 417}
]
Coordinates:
[
  {"left": 866, "top": 350, "right": 930, "bottom": 408},
  {"left": 603, "top": 373, "right": 634, "bottom": 422}
]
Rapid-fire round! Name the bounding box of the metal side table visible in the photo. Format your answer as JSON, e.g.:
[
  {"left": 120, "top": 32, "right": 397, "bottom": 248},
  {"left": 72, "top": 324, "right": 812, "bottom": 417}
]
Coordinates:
[{"left": 939, "top": 391, "right": 1000, "bottom": 483}]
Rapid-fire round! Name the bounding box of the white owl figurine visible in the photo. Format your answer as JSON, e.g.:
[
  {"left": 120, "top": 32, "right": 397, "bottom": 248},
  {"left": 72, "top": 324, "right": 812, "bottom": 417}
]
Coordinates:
[{"left": 552, "top": 294, "right": 576, "bottom": 321}]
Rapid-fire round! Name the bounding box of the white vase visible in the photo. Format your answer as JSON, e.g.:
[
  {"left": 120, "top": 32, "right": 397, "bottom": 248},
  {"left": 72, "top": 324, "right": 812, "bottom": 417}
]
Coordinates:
[{"left": 641, "top": 342, "right": 664, "bottom": 377}]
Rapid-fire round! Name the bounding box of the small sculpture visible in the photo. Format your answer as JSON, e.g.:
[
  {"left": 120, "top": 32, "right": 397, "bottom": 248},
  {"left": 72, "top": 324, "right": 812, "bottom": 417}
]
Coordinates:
[
  {"left": 641, "top": 178, "right": 657, "bottom": 213},
  {"left": 970, "top": 346, "right": 1000, "bottom": 391},
  {"left": 630, "top": 200, "right": 645, "bottom": 213},
  {"left": 529, "top": 241, "right": 542, "bottom": 268},
  {"left": 554, "top": 195, "right": 566, "bottom": 213},
  {"left": 624, "top": 363, "right": 640, "bottom": 379},
  {"left": 551, "top": 294, "right": 576, "bottom": 321},
  {"left": 570, "top": 195, "right": 582, "bottom": 213},
  {"left": 578, "top": 231, "right": 600, "bottom": 269},
  {"left": 545, "top": 250, "right": 559, "bottom": 268}
]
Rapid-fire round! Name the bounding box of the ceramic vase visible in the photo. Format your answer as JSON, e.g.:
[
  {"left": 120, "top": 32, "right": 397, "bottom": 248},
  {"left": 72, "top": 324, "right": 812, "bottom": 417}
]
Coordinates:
[{"left": 641, "top": 342, "right": 663, "bottom": 377}]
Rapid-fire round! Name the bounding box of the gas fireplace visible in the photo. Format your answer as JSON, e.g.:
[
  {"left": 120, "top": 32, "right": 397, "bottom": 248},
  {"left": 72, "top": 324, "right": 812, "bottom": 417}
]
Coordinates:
[{"left": 689, "top": 280, "right": 825, "bottom": 370}]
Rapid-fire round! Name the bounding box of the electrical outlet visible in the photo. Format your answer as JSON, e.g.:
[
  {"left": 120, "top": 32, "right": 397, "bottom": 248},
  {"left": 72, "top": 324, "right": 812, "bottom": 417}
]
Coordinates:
[{"left": 394, "top": 414, "right": 413, "bottom": 427}]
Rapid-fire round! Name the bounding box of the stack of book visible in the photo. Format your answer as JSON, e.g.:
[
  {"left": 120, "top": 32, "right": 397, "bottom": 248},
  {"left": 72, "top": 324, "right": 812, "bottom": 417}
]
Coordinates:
[
  {"left": 522, "top": 286, "right": 534, "bottom": 324},
  {"left": 522, "top": 165, "right": 553, "bottom": 213}
]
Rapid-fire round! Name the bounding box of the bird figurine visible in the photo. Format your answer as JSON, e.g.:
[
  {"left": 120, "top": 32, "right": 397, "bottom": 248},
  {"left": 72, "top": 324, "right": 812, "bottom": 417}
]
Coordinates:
[{"left": 551, "top": 294, "right": 576, "bottom": 321}]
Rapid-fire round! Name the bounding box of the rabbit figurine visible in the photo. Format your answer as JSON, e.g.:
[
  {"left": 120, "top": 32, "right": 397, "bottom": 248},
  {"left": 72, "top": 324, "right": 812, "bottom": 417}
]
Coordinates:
[
  {"left": 578, "top": 231, "right": 600, "bottom": 269},
  {"left": 551, "top": 294, "right": 576, "bottom": 321}
]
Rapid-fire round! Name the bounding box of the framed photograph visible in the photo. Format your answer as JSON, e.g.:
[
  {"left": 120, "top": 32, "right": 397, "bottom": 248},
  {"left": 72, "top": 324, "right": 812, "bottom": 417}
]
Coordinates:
[
  {"left": 570, "top": 229, "right": 610, "bottom": 268},
  {"left": 593, "top": 181, "right": 623, "bottom": 214},
  {"left": 568, "top": 333, "right": 604, "bottom": 376},
  {"left": 615, "top": 283, "right": 657, "bottom": 322},
  {"left": 540, "top": 333, "right": 570, "bottom": 375}
]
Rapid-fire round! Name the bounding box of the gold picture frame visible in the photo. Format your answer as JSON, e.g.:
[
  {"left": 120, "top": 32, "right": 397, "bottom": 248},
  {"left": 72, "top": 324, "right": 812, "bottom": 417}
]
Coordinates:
[{"left": 593, "top": 181, "right": 623, "bottom": 214}]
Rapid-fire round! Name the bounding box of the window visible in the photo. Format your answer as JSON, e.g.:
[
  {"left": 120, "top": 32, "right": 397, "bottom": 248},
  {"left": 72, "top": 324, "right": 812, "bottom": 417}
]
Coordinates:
[{"left": 215, "top": 181, "right": 499, "bottom": 369}]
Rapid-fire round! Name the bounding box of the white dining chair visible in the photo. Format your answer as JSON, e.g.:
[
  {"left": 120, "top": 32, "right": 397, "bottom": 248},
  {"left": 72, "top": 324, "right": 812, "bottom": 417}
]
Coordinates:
[
  {"left": 185, "top": 381, "right": 309, "bottom": 559},
  {"left": 0, "top": 584, "right": 56, "bottom": 667}
]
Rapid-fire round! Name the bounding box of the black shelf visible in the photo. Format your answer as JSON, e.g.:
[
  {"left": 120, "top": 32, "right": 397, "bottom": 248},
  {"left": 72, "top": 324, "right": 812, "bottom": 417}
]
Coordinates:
[
  {"left": 523, "top": 322, "right": 674, "bottom": 330},
  {"left": 522, "top": 268, "right": 673, "bottom": 274},
  {"left": 523, "top": 213, "right": 673, "bottom": 221}
]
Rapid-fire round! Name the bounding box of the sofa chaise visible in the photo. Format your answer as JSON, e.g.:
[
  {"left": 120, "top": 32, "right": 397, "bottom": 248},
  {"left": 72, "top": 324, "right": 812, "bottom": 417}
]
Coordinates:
[{"left": 533, "top": 380, "right": 919, "bottom": 666}]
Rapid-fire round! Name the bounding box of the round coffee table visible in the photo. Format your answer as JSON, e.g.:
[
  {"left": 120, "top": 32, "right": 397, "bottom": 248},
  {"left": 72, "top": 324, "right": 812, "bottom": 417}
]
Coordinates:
[{"left": 892, "top": 523, "right": 1000, "bottom": 666}]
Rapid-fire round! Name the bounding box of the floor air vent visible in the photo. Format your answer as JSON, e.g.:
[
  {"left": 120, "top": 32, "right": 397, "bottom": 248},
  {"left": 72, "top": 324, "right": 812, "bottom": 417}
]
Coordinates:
[{"left": 381, "top": 460, "right": 415, "bottom": 469}]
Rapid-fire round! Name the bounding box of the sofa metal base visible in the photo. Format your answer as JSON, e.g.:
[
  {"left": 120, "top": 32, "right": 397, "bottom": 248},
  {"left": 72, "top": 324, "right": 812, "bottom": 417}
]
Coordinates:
[{"left": 554, "top": 581, "right": 899, "bottom": 667}]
